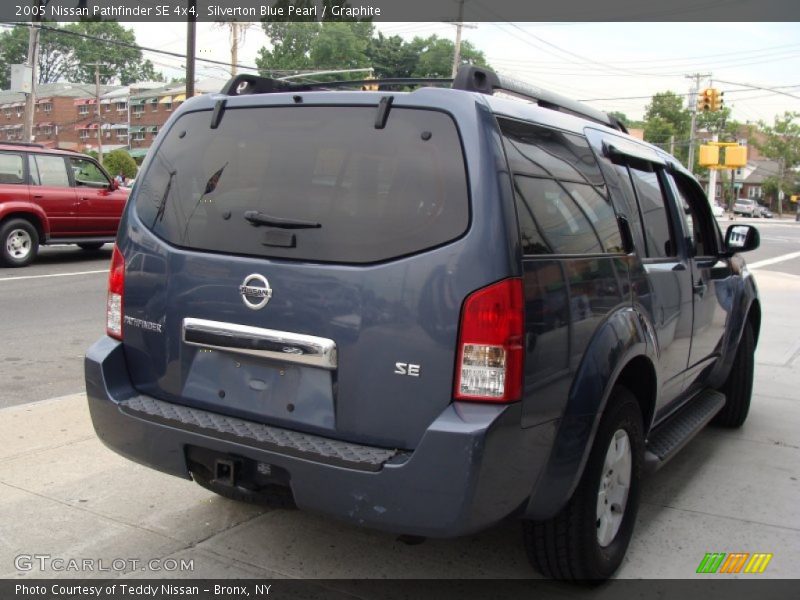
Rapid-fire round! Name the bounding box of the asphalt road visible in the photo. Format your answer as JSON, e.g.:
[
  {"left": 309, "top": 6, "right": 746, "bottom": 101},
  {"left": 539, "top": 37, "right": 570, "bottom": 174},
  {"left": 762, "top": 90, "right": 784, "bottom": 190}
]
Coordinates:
[{"left": 1, "top": 219, "right": 798, "bottom": 409}]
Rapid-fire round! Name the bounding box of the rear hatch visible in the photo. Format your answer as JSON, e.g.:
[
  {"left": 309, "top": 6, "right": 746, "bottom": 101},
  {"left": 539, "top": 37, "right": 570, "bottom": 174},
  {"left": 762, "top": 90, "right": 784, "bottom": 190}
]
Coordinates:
[{"left": 121, "top": 102, "right": 471, "bottom": 449}]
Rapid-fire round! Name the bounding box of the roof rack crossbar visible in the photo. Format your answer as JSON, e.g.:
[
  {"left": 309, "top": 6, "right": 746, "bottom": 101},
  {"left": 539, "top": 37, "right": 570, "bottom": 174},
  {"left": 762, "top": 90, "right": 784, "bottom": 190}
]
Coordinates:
[
  {"left": 221, "top": 74, "right": 453, "bottom": 96},
  {"left": 452, "top": 66, "right": 627, "bottom": 134}
]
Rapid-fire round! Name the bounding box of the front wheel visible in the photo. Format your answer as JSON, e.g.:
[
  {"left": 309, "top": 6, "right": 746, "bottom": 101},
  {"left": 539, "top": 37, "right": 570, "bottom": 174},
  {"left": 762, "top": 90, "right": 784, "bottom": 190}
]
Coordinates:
[
  {"left": 713, "top": 323, "right": 754, "bottom": 428},
  {"left": 0, "top": 219, "right": 39, "bottom": 267},
  {"left": 523, "top": 387, "right": 644, "bottom": 580}
]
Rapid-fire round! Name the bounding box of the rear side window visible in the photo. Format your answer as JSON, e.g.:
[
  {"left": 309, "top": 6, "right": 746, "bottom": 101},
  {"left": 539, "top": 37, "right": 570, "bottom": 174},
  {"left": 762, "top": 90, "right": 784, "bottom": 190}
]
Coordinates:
[
  {"left": 134, "top": 106, "right": 469, "bottom": 264},
  {"left": 31, "top": 155, "right": 69, "bottom": 188},
  {"left": 0, "top": 152, "right": 24, "bottom": 184},
  {"left": 498, "top": 118, "right": 623, "bottom": 256},
  {"left": 626, "top": 167, "right": 676, "bottom": 258}
]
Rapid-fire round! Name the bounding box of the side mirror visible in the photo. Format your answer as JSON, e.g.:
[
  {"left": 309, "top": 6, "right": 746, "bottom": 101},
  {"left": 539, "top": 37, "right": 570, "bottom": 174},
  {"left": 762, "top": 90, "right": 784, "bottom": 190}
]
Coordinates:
[
  {"left": 109, "top": 179, "right": 119, "bottom": 191},
  {"left": 724, "top": 224, "right": 759, "bottom": 254}
]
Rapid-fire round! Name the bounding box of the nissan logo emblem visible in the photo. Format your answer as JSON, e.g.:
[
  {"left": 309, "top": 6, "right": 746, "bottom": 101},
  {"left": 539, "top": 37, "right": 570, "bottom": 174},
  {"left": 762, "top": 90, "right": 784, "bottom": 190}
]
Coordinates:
[{"left": 239, "top": 274, "right": 272, "bottom": 310}]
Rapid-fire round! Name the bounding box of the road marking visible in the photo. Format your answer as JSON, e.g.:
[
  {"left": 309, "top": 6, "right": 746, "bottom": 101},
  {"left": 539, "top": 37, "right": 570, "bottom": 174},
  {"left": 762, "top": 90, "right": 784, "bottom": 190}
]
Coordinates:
[
  {"left": 0, "top": 269, "right": 107, "bottom": 282},
  {"left": 748, "top": 251, "right": 800, "bottom": 270}
]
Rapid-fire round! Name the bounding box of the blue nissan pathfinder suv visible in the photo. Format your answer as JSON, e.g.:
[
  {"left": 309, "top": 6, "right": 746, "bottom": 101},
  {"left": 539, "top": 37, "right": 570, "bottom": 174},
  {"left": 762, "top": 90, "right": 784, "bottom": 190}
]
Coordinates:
[{"left": 85, "top": 67, "right": 760, "bottom": 580}]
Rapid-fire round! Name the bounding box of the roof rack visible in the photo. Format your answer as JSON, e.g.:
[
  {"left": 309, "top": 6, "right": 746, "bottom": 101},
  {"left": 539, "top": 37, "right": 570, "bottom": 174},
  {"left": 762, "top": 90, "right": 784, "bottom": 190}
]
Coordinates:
[
  {"left": 219, "top": 74, "right": 452, "bottom": 96},
  {"left": 219, "top": 66, "right": 627, "bottom": 134},
  {"left": 452, "top": 66, "right": 627, "bottom": 133}
]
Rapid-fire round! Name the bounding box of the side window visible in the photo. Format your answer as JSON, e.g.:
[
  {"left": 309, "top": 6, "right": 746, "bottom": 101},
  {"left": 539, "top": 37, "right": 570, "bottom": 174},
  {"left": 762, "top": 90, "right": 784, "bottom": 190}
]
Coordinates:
[
  {"left": 69, "top": 158, "right": 110, "bottom": 188},
  {"left": 0, "top": 152, "right": 25, "bottom": 184},
  {"left": 499, "top": 119, "right": 623, "bottom": 256},
  {"left": 669, "top": 172, "right": 717, "bottom": 257},
  {"left": 33, "top": 155, "right": 69, "bottom": 187},
  {"left": 515, "top": 177, "right": 604, "bottom": 255},
  {"left": 627, "top": 167, "right": 676, "bottom": 259}
]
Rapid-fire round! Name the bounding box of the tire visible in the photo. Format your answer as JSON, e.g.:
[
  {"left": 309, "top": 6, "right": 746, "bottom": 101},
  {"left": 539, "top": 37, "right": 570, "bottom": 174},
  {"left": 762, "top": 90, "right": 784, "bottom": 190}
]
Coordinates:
[
  {"left": 713, "top": 323, "right": 754, "bottom": 428},
  {"left": 192, "top": 471, "right": 296, "bottom": 509},
  {"left": 78, "top": 242, "right": 105, "bottom": 251},
  {"left": 523, "top": 386, "right": 644, "bottom": 581},
  {"left": 0, "top": 218, "right": 39, "bottom": 267}
]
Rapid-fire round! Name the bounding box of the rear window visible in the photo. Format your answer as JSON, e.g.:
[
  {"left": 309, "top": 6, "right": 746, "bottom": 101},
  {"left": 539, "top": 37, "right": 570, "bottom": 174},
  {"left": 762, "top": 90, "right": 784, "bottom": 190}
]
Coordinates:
[{"left": 134, "top": 106, "right": 469, "bottom": 264}]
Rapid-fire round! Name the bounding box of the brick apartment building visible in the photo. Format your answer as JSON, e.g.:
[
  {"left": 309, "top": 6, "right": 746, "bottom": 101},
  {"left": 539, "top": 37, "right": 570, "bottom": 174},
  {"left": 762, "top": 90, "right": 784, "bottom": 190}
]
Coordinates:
[
  {"left": 0, "top": 82, "right": 118, "bottom": 150},
  {"left": 0, "top": 77, "right": 225, "bottom": 159}
]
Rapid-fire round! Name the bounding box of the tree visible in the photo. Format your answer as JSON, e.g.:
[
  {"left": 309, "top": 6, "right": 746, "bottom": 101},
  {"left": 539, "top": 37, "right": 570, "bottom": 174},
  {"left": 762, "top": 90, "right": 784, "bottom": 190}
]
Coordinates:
[
  {"left": 62, "top": 21, "right": 159, "bottom": 85},
  {"left": 365, "top": 32, "right": 419, "bottom": 79},
  {"left": 411, "top": 36, "right": 489, "bottom": 78},
  {"left": 257, "top": 22, "right": 320, "bottom": 73},
  {"left": 311, "top": 21, "right": 373, "bottom": 71},
  {"left": 103, "top": 149, "right": 137, "bottom": 181},
  {"left": 0, "top": 22, "right": 73, "bottom": 88},
  {"left": 752, "top": 112, "right": 800, "bottom": 214},
  {"left": 0, "top": 21, "right": 158, "bottom": 89},
  {"left": 642, "top": 91, "right": 690, "bottom": 164}
]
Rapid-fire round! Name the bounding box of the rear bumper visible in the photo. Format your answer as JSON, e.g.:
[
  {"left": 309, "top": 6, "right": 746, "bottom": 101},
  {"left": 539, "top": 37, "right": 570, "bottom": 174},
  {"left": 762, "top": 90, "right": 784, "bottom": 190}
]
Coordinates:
[{"left": 85, "top": 336, "right": 556, "bottom": 538}]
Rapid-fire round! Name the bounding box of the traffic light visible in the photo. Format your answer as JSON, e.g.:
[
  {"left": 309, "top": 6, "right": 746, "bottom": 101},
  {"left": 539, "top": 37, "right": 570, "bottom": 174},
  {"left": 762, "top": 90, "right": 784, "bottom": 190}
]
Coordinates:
[
  {"left": 697, "top": 88, "right": 714, "bottom": 111},
  {"left": 698, "top": 144, "right": 720, "bottom": 167},
  {"left": 724, "top": 145, "right": 747, "bottom": 168},
  {"left": 711, "top": 89, "right": 724, "bottom": 112}
]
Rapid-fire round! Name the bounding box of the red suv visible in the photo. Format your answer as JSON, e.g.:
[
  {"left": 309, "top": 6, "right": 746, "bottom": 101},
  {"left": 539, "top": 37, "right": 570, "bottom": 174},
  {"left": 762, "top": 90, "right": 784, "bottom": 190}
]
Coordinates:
[{"left": 0, "top": 142, "right": 129, "bottom": 267}]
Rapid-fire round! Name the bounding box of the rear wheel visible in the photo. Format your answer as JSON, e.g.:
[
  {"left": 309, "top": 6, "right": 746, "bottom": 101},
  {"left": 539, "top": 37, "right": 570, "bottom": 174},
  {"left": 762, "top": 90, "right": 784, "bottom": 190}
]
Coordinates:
[
  {"left": 523, "top": 387, "right": 644, "bottom": 580},
  {"left": 713, "top": 323, "right": 754, "bottom": 428},
  {"left": 78, "top": 242, "right": 105, "bottom": 251},
  {"left": 1, "top": 218, "right": 39, "bottom": 267}
]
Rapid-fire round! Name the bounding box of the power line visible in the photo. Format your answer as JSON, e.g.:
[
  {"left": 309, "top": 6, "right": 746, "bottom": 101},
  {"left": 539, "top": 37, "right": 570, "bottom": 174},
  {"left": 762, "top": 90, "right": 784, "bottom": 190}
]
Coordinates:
[{"left": 579, "top": 85, "right": 800, "bottom": 102}]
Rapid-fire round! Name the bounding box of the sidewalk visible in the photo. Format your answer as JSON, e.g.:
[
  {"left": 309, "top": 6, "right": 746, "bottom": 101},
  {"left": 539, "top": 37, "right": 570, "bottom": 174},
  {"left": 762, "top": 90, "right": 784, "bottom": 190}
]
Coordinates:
[{"left": 1, "top": 272, "right": 798, "bottom": 580}]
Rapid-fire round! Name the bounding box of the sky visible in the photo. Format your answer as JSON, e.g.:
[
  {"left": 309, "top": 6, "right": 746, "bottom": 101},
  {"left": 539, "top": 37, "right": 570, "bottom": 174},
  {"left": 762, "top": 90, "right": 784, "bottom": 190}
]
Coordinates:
[{"left": 126, "top": 21, "right": 800, "bottom": 124}]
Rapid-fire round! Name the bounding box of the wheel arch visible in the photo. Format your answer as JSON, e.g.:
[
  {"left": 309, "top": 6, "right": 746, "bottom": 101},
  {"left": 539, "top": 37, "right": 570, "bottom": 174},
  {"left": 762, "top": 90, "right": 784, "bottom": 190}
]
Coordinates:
[
  {"left": 0, "top": 208, "right": 48, "bottom": 241},
  {"left": 524, "top": 307, "right": 658, "bottom": 521}
]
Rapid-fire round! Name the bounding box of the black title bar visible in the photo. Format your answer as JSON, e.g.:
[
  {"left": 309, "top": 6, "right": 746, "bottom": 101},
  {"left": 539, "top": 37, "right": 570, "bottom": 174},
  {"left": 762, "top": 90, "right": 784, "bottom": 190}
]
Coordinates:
[{"left": 3, "top": 0, "right": 799, "bottom": 22}]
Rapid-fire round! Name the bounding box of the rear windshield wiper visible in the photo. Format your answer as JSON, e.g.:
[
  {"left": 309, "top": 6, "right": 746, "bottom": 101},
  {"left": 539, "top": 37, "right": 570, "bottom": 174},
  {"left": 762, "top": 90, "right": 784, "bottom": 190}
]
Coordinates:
[{"left": 244, "top": 211, "right": 321, "bottom": 230}]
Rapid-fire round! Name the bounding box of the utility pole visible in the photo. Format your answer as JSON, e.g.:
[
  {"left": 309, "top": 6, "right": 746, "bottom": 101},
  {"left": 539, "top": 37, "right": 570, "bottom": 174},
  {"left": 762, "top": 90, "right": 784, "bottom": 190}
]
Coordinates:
[
  {"left": 186, "top": 0, "right": 197, "bottom": 98},
  {"left": 686, "top": 72, "right": 711, "bottom": 174},
  {"left": 22, "top": 4, "right": 43, "bottom": 143},
  {"left": 451, "top": 1, "right": 465, "bottom": 78},
  {"left": 89, "top": 63, "right": 104, "bottom": 164},
  {"left": 777, "top": 157, "right": 785, "bottom": 217},
  {"left": 449, "top": 1, "right": 475, "bottom": 78},
  {"left": 230, "top": 22, "right": 239, "bottom": 77}
]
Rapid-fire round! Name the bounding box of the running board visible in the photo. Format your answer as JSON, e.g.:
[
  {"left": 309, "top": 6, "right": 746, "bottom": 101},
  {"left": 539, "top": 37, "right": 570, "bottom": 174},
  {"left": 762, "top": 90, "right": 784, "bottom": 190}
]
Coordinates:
[{"left": 644, "top": 389, "right": 726, "bottom": 473}]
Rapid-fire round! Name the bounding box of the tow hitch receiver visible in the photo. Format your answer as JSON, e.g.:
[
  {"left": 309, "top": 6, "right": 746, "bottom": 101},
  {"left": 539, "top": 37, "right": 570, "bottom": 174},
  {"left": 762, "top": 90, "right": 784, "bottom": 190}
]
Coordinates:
[{"left": 214, "top": 458, "right": 239, "bottom": 486}]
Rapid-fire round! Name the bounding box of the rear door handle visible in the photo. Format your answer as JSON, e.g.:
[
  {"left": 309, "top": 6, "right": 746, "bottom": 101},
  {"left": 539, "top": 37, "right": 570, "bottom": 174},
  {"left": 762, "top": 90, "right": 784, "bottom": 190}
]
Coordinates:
[
  {"left": 33, "top": 194, "right": 43, "bottom": 199},
  {"left": 693, "top": 280, "right": 707, "bottom": 297}
]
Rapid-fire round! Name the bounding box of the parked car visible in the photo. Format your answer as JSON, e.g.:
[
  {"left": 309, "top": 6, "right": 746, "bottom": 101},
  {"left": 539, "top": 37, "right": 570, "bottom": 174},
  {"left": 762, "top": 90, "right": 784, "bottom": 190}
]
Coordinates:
[
  {"left": 85, "top": 67, "right": 761, "bottom": 581},
  {"left": 757, "top": 203, "right": 774, "bottom": 218},
  {"left": 733, "top": 198, "right": 759, "bottom": 217},
  {"left": 0, "top": 142, "right": 129, "bottom": 267},
  {"left": 711, "top": 202, "right": 724, "bottom": 218}
]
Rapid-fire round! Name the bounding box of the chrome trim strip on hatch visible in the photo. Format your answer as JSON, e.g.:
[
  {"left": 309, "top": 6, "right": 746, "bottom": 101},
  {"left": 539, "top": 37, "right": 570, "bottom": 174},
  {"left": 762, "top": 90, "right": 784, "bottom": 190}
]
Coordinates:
[{"left": 182, "top": 318, "right": 337, "bottom": 370}]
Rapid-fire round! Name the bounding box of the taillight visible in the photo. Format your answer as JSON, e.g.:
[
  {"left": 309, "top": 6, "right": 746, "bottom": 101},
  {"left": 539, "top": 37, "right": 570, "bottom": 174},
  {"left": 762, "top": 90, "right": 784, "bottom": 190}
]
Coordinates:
[
  {"left": 106, "top": 244, "right": 125, "bottom": 340},
  {"left": 454, "top": 278, "right": 524, "bottom": 403}
]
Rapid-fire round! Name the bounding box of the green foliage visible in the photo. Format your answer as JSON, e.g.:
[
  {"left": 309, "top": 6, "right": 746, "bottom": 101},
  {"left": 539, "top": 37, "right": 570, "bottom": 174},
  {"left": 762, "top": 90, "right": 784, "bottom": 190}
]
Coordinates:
[
  {"left": 0, "top": 21, "right": 159, "bottom": 88},
  {"left": 256, "top": 20, "right": 490, "bottom": 80},
  {"left": 642, "top": 91, "right": 691, "bottom": 163},
  {"left": 411, "top": 36, "right": 489, "bottom": 78},
  {"left": 365, "top": 32, "right": 419, "bottom": 79},
  {"left": 752, "top": 112, "right": 800, "bottom": 211},
  {"left": 102, "top": 149, "right": 137, "bottom": 180}
]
